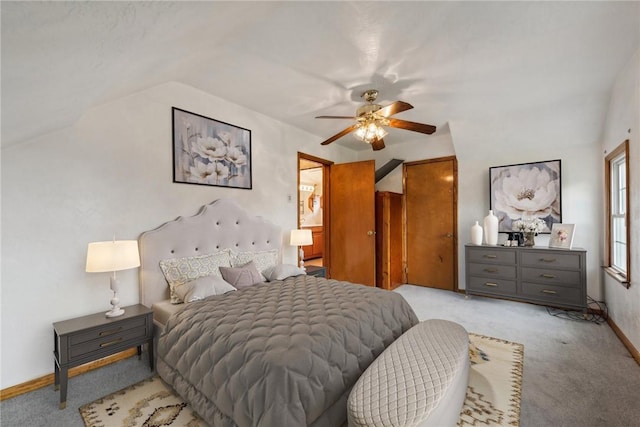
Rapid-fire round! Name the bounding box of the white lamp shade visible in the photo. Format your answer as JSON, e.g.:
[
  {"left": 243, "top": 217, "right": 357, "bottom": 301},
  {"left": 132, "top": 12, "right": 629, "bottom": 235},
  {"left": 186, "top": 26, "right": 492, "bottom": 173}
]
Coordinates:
[
  {"left": 86, "top": 240, "right": 140, "bottom": 273},
  {"left": 290, "top": 229, "right": 313, "bottom": 246}
]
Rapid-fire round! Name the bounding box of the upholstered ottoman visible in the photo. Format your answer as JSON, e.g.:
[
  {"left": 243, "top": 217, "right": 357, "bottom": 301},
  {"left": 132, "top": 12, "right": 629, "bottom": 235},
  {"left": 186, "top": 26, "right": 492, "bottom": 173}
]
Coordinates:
[{"left": 347, "top": 319, "right": 470, "bottom": 427}]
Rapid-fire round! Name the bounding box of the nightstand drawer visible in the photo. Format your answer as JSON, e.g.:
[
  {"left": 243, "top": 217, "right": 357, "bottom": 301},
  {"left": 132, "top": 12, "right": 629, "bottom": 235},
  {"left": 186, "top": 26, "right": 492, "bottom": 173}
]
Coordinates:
[
  {"left": 468, "top": 262, "right": 516, "bottom": 279},
  {"left": 521, "top": 267, "right": 581, "bottom": 286},
  {"left": 521, "top": 282, "right": 582, "bottom": 306},
  {"left": 69, "top": 325, "right": 148, "bottom": 359},
  {"left": 468, "top": 276, "right": 517, "bottom": 296},
  {"left": 70, "top": 316, "right": 147, "bottom": 346},
  {"left": 520, "top": 251, "right": 581, "bottom": 269},
  {"left": 467, "top": 248, "right": 516, "bottom": 264}
]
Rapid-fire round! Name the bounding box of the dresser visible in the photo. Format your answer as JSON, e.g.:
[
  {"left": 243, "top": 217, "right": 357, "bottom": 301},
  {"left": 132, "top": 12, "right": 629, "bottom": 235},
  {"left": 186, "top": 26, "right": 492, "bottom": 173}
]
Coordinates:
[{"left": 465, "top": 244, "right": 586, "bottom": 310}]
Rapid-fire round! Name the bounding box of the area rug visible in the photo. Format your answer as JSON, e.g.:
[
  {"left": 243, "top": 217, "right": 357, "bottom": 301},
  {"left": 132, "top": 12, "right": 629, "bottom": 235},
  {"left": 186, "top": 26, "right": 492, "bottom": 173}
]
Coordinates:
[{"left": 80, "top": 333, "right": 523, "bottom": 427}]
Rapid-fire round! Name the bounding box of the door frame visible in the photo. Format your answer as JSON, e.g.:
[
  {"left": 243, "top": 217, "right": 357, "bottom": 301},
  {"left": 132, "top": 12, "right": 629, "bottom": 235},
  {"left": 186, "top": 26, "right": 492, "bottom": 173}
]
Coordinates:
[{"left": 297, "top": 152, "right": 333, "bottom": 275}]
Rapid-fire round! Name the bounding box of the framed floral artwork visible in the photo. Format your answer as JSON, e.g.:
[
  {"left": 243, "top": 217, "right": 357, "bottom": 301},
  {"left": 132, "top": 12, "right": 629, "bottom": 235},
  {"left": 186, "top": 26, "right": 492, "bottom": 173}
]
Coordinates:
[
  {"left": 489, "top": 159, "right": 561, "bottom": 233},
  {"left": 172, "top": 107, "right": 251, "bottom": 189},
  {"left": 549, "top": 223, "right": 575, "bottom": 249}
]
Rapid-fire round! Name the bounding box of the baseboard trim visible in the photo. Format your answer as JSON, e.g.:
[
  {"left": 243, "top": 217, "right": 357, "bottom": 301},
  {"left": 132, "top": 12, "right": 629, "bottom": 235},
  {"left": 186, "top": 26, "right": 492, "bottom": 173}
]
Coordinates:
[
  {"left": 0, "top": 348, "right": 138, "bottom": 401},
  {"left": 607, "top": 317, "right": 640, "bottom": 366}
]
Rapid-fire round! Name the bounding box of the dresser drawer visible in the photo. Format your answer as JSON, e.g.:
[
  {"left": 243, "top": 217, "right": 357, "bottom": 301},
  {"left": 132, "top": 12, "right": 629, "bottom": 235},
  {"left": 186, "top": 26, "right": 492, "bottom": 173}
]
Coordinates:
[
  {"left": 467, "top": 248, "right": 516, "bottom": 265},
  {"left": 520, "top": 282, "right": 583, "bottom": 307},
  {"left": 521, "top": 267, "right": 581, "bottom": 286},
  {"left": 468, "top": 276, "right": 517, "bottom": 296},
  {"left": 468, "top": 262, "right": 516, "bottom": 279},
  {"left": 520, "top": 251, "right": 581, "bottom": 269}
]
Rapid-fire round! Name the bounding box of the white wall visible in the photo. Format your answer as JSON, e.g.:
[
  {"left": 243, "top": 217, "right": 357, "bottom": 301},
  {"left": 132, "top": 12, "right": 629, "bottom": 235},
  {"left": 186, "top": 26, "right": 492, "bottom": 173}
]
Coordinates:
[
  {"left": 601, "top": 47, "right": 640, "bottom": 351},
  {"left": 0, "top": 81, "right": 356, "bottom": 389}
]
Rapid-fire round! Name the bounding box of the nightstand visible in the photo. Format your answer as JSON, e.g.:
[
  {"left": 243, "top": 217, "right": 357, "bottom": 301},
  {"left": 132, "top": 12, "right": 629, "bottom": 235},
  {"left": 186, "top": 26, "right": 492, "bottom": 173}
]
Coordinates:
[
  {"left": 53, "top": 304, "right": 153, "bottom": 409},
  {"left": 305, "top": 265, "right": 326, "bottom": 278}
]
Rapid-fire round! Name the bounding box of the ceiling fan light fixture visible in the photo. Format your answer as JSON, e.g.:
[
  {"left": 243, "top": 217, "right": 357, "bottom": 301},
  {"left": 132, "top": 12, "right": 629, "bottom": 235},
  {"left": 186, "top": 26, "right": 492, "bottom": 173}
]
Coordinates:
[{"left": 354, "top": 120, "right": 388, "bottom": 144}]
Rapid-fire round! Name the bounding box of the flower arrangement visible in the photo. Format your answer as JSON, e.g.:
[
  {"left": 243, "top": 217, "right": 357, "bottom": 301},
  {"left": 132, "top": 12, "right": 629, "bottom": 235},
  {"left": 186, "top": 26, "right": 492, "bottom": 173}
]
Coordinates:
[{"left": 512, "top": 217, "right": 546, "bottom": 234}]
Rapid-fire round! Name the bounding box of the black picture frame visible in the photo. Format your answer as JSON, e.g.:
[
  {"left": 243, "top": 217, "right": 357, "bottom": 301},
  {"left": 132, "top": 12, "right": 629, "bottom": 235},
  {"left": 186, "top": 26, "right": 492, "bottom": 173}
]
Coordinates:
[
  {"left": 172, "top": 107, "right": 252, "bottom": 189},
  {"left": 489, "top": 159, "right": 561, "bottom": 233}
]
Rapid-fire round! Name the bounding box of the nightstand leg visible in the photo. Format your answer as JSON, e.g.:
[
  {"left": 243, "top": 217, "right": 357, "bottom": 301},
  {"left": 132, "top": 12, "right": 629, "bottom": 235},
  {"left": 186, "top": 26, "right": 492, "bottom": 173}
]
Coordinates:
[
  {"left": 59, "top": 366, "right": 68, "bottom": 409},
  {"left": 54, "top": 361, "right": 60, "bottom": 391},
  {"left": 148, "top": 339, "right": 154, "bottom": 371},
  {"left": 137, "top": 345, "right": 142, "bottom": 360}
]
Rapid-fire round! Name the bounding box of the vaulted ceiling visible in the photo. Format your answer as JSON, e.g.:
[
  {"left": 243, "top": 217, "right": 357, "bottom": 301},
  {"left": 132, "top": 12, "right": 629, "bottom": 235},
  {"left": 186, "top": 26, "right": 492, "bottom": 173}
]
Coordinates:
[{"left": 2, "top": 1, "right": 639, "bottom": 151}]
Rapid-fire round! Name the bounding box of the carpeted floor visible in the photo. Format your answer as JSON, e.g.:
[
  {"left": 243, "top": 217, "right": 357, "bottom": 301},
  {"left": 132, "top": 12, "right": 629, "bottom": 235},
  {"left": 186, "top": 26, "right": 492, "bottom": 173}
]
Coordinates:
[
  {"left": 77, "top": 333, "right": 523, "bottom": 427},
  {"left": 2, "top": 285, "right": 640, "bottom": 426}
]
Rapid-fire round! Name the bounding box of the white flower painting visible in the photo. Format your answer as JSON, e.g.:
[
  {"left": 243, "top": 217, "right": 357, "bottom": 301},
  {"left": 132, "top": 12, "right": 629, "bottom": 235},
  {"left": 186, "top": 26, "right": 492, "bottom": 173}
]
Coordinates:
[
  {"left": 490, "top": 160, "right": 561, "bottom": 233},
  {"left": 172, "top": 108, "right": 251, "bottom": 189}
]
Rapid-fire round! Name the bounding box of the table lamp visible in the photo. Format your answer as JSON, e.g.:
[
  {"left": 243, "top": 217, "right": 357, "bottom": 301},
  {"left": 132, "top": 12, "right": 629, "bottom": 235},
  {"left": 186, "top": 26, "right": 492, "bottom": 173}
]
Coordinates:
[
  {"left": 290, "top": 229, "right": 313, "bottom": 271},
  {"left": 86, "top": 239, "right": 140, "bottom": 317}
]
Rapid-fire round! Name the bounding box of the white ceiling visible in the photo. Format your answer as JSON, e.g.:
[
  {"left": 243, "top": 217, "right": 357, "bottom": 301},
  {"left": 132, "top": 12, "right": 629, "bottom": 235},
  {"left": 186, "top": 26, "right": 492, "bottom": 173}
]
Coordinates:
[{"left": 2, "top": 1, "right": 639, "bottom": 151}]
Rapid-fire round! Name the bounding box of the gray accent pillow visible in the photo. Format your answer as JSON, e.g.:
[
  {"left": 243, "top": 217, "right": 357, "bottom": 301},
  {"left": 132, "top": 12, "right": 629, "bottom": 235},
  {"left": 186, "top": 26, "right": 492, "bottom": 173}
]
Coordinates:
[
  {"left": 219, "top": 261, "right": 264, "bottom": 289},
  {"left": 264, "top": 264, "right": 306, "bottom": 281},
  {"left": 175, "top": 275, "right": 237, "bottom": 303}
]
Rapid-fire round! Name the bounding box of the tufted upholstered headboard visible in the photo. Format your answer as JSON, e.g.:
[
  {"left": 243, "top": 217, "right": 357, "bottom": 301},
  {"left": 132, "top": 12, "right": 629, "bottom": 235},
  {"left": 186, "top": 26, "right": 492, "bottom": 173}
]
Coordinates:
[{"left": 138, "top": 198, "right": 282, "bottom": 308}]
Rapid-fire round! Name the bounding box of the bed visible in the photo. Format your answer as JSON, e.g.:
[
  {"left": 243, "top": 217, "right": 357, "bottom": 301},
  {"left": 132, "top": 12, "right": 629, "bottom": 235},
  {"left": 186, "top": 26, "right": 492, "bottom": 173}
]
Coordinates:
[{"left": 138, "top": 198, "right": 418, "bottom": 426}]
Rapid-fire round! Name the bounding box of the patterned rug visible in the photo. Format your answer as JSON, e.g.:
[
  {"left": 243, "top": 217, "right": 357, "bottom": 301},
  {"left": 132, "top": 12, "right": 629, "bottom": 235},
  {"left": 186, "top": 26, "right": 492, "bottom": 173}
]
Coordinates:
[{"left": 79, "top": 333, "right": 523, "bottom": 427}]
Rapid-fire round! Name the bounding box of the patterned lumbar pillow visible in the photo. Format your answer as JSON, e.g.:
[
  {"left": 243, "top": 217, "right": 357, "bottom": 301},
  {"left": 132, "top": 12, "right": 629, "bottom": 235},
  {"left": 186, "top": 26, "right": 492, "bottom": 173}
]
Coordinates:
[
  {"left": 160, "top": 249, "right": 232, "bottom": 304},
  {"left": 174, "top": 274, "right": 237, "bottom": 303},
  {"left": 219, "top": 261, "right": 264, "bottom": 289}
]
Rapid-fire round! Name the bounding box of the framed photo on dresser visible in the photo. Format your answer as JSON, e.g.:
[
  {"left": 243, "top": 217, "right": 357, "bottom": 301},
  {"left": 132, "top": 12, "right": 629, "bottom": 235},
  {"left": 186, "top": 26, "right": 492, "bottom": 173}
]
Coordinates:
[{"left": 548, "top": 223, "right": 575, "bottom": 249}]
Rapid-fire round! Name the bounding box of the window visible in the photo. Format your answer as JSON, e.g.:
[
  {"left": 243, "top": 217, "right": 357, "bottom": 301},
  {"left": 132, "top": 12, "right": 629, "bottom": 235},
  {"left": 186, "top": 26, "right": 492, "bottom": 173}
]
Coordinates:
[{"left": 605, "top": 140, "right": 630, "bottom": 287}]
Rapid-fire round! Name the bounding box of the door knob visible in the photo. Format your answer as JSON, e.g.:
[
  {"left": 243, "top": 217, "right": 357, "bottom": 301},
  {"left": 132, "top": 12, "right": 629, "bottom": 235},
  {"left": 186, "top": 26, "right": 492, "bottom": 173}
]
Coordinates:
[
  {"left": 445, "top": 233, "right": 454, "bottom": 238},
  {"left": 367, "top": 230, "right": 376, "bottom": 236}
]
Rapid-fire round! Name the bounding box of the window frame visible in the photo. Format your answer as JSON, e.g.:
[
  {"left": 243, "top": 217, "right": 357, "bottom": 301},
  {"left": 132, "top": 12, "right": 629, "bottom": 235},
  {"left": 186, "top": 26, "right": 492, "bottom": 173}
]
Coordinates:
[{"left": 604, "top": 139, "right": 631, "bottom": 288}]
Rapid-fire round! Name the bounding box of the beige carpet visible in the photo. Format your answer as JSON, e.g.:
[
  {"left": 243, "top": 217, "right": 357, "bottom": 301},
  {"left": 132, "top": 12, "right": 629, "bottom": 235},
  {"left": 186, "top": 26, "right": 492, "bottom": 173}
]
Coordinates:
[{"left": 80, "top": 333, "right": 523, "bottom": 427}]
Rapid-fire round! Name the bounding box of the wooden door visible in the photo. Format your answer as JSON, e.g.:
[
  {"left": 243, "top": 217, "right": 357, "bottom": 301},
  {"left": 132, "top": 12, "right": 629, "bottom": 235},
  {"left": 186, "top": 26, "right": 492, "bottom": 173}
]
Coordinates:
[
  {"left": 329, "top": 160, "right": 376, "bottom": 286},
  {"left": 376, "top": 191, "right": 403, "bottom": 290},
  {"left": 404, "top": 157, "right": 457, "bottom": 290}
]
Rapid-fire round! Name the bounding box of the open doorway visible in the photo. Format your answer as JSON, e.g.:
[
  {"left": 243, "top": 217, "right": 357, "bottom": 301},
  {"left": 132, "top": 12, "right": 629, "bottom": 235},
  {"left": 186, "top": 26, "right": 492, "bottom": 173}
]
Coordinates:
[{"left": 297, "top": 153, "right": 332, "bottom": 270}]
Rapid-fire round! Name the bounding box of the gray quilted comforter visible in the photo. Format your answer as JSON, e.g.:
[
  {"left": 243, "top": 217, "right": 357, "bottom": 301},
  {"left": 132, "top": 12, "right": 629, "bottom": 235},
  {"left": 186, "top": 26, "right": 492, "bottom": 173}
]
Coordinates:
[{"left": 157, "top": 275, "right": 418, "bottom": 427}]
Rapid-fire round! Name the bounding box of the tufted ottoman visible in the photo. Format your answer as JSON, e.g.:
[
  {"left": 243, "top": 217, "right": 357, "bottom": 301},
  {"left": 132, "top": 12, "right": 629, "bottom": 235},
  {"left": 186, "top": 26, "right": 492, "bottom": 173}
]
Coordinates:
[{"left": 347, "top": 319, "right": 470, "bottom": 427}]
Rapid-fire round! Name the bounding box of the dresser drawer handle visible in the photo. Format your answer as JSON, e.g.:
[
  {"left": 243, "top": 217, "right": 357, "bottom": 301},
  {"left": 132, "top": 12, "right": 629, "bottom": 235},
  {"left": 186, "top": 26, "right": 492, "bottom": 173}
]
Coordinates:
[
  {"left": 539, "top": 258, "right": 557, "bottom": 263},
  {"left": 483, "top": 254, "right": 497, "bottom": 259},
  {"left": 99, "top": 327, "right": 123, "bottom": 337},
  {"left": 484, "top": 268, "right": 499, "bottom": 273},
  {"left": 541, "top": 289, "right": 557, "bottom": 295},
  {"left": 100, "top": 338, "right": 123, "bottom": 348},
  {"left": 484, "top": 282, "right": 498, "bottom": 287},
  {"left": 540, "top": 274, "right": 556, "bottom": 279}
]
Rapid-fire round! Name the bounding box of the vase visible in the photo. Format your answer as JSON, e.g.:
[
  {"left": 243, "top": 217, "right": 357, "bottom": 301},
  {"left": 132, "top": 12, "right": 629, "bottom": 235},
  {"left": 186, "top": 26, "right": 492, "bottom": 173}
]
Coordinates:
[
  {"left": 483, "top": 210, "right": 499, "bottom": 245},
  {"left": 471, "top": 221, "right": 483, "bottom": 245},
  {"left": 523, "top": 232, "right": 535, "bottom": 247}
]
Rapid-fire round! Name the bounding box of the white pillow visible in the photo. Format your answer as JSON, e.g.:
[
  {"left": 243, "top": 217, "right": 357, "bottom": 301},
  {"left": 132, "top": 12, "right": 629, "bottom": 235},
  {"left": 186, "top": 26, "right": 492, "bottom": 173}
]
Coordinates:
[
  {"left": 160, "top": 249, "right": 232, "bottom": 304},
  {"left": 174, "top": 275, "right": 237, "bottom": 303},
  {"left": 231, "top": 249, "right": 278, "bottom": 280},
  {"left": 264, "top": 264, "right": 306, "bottom": 281}
]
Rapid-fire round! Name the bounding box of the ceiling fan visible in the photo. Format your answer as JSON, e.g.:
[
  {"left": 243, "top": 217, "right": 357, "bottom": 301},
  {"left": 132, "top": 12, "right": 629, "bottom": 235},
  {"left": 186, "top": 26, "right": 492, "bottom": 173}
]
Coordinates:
[{"left": 316, "top": 89, "right": 436, "bottom": 151}]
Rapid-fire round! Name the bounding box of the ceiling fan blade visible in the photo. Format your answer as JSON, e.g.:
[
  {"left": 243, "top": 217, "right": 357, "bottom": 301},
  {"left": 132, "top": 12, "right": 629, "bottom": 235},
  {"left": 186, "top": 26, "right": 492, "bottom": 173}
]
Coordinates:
[
  {"left": 387, "top": 118, "right": 436, "bottom": 134},
  {"left": 376, "top": 101, "right": 413, "bottom": 117},
  {"left": 320, "top": 124, "right": 360, "bottom": 145},
  {"left": 315, "top": 115, "right": 358, "bottom": 119},
  {"left": 371, "top": 138, "right": 385, "bottom": 151}
]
